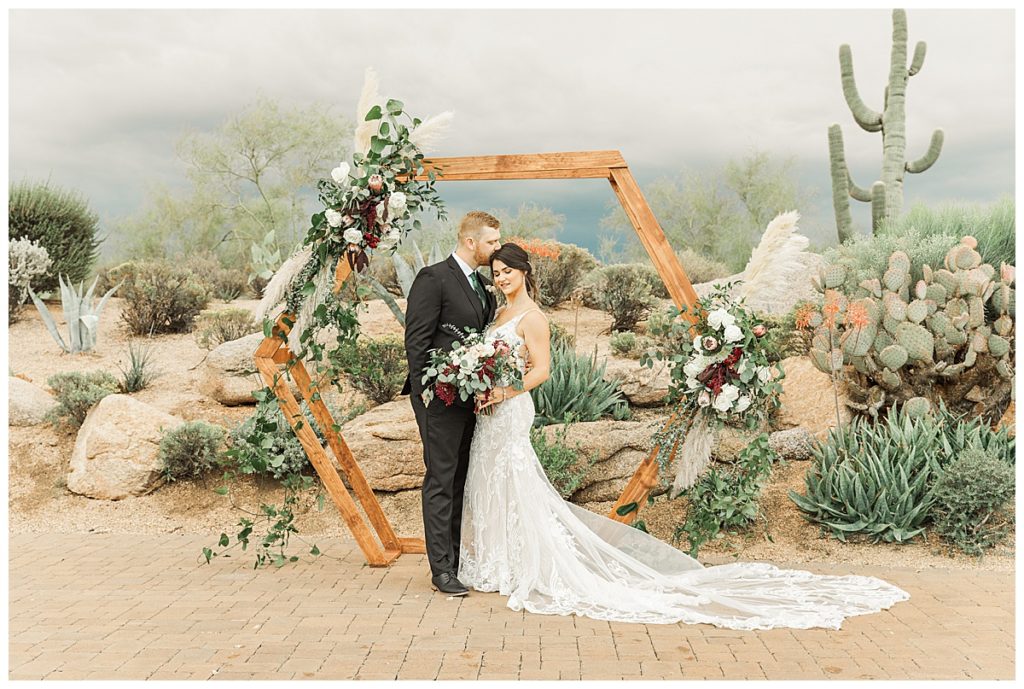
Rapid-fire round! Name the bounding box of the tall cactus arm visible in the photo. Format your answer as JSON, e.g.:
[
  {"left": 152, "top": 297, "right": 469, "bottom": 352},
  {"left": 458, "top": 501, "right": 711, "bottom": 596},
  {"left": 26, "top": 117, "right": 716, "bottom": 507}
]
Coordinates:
[
  {"left": 908, "top": 41, "right": 926, "bottom": 76},
  {"left": 848, "top": 172, "right": 873, "bottom": 202},
  {"left": 906, "top": 128, "right": 944, "bottom": 173},
  {"left": 828, "top": 124, "right": 856, "bottom": 244},
  {"left": 870, "top": 181, "right": 887, "bottom": 233},
  {"left": 839, "top": 44, "right": 883, "bottom": 132}
]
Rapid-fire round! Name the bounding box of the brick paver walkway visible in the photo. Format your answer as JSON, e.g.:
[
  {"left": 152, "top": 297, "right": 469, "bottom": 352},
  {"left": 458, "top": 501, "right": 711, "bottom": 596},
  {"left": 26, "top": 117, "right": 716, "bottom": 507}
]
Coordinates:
[{"left": 8, "top": 533, "right": 1014, "bottom": 680}]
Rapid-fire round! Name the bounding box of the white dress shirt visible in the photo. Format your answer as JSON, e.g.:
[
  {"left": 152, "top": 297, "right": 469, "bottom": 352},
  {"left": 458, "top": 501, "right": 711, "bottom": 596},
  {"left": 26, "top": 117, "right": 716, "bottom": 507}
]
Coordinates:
[{"left": 451, "top": 252, "right": 477, "bottom": 280}]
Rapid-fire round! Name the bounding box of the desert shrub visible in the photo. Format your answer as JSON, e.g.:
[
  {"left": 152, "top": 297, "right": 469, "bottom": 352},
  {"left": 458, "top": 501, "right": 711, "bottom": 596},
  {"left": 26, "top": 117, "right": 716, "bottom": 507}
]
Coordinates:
[
  {"left": 879, "top": 197, "right": 1015, "bottom": 268},
  {"left": 117, "top": 340, "right": 159, "bottom": 392},
  {"left": 183, "top": 253, "right": 249, "bottom": 301},
  {"left": 610, "top": 330, "right": 638, "bottom": 357},
  {"left": 45, "top": 370, "right": 119, "bottom": 429},
  {"left": 330, "top": 335, "right": 408, "bottom": 405},
  {"left": 823, "top": 226, "right": 959, "bottom": 296},
  {"left": 160, "top": 421, "right": 227, "bottom": 482},
  {"left": 193, "top": 308, "right": 260, "bottom": 349},
  {"left": 672, "top": 434, "right": 779, "bottom": 557},
  {"left": 930, "top": 448, "right": 1015, "bottom": 555},
  {"left": 8, "top": 237, "right": 52, "bottom": 323},
  {"left": 549, "top": 322, "right": 576, "bottom": 351},
  {"left": 8, "top": 180, "right": 102, "bottom": 294},
  {"left": 119, "top": 259, "right": 211, "bottom": 335},
  {"left": 514, "top": 239, "right": 599, "bottom": 308},
  {"left": 590, "top": 264, "right": 656, "bottom": 331},
  {"left": 225, "top": 392, "right": 366, "bottom": 481},
  {"left": 676, "top": 247, "right": 731, "bottom": 285},
  {"left": 532, "top": 338, "right": 629, "bottom": 426},
  {"left": 530, "top": 416, "right": 597, "bottom": 499}
]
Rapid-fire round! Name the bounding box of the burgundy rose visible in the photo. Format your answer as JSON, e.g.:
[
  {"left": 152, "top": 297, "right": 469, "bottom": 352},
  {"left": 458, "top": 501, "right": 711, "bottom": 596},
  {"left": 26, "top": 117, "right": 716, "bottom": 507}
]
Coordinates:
[{"left": 363, "top": 232, "right": 380, "bottom": 249}]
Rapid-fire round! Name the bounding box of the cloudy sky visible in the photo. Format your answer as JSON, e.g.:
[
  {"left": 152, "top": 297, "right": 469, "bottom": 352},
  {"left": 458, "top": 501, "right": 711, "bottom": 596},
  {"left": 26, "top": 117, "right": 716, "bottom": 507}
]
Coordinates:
[{"left": 8, "top": 7, "right": 1015, "bottom": 260}]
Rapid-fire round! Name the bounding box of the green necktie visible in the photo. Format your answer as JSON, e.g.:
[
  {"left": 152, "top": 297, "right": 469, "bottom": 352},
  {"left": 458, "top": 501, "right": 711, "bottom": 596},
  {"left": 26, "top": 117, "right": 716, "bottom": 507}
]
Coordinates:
[{"left": 468, "top": 271, "right": 487, "bottom": 308}]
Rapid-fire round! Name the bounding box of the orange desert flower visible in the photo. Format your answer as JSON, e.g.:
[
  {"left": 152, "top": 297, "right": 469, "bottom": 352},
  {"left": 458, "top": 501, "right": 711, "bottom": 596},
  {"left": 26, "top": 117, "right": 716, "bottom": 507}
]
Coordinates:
[
  {"left": 794, "top": 303, "right": 818, "bottom": 331},
  {"left": 845, "top": 301, "right": 871, "bottom": 330}
]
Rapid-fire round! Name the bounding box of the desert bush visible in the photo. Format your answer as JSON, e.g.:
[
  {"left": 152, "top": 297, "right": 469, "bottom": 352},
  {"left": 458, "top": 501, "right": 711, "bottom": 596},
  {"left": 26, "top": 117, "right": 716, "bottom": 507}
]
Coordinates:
[
  {"left": 930, "top": 448, "right": 1015, "bottom": 555},
  {"left": 45, "top": 370, "right": 119, "bottom": 429},
  {"left": 879, "top": 197, "right": 1015, "bottom": 268},
  {"left": 119, "top": 260, "right": 211, "bottom": 335},
  {"left": 117, "top": 340, "right": 159, "bottom": 392},
  {"left": 508, "top": 238, "right": 599, "bottom": 308},
  {"left": 225, "top": 392, "right": 366, "bottom": 481},
  {"left": 672, "top": 434, "right": 779, "bottom": 557},
  {"left": 532, "top": 338, "right": 629, "bottom": 426},
  {"left": 676, "top": 247, "right": 731, "bottom": 285},
  {"left": 8, "top": 237, "right": 52, "bottom": 323},
  {"left": 531, "top": 416, "right": 597, "bottom": 499},
  {"left": 193, "top": 308, "right": 260, "bottom": 349},
  {"left": 330, "top": 335, "right": 408, "bottom": 405},
  {"left": 549, "top": 322, "right": 576, "bottom": 351},
  {"left": 8, "top": 180, "right": 102, "bottom": 294},
  {"left": 589, "top": 264, "right": 656, "bottom": 331},
  {"left": 160, "top": 421, "right": 227, "bottom": 482},
  {"left": 183, "top": 253, "right": 249, "bottom": 301},
  {"left": 610, "top": 330, "right": 638, "bottom": 357}
]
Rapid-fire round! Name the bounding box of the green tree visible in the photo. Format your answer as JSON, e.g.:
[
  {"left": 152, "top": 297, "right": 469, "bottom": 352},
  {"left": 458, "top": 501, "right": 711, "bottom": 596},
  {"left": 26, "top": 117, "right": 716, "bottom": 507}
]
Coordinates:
[
  {"left": 109, "top": 97, "right": 352, "bottom": 273},
  {"left": 491, "top": 202, "right": 564, "bottom": 240},
  {"left": 600, "top": 150, "right": 813, "bottom": 272}
]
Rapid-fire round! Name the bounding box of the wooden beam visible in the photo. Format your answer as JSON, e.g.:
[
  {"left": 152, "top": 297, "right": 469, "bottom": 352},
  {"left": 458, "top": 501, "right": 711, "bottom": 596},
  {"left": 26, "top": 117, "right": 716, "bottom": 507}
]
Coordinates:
[{"left": 413, "top": 150, "right": 626, "bottom": 181}]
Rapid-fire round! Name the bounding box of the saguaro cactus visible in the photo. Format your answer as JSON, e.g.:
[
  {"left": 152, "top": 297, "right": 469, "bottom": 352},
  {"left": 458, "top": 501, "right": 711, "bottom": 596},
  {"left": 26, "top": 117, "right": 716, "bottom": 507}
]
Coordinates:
[{"left": 829, "top": 9, "right": 945, "bottom": 243}]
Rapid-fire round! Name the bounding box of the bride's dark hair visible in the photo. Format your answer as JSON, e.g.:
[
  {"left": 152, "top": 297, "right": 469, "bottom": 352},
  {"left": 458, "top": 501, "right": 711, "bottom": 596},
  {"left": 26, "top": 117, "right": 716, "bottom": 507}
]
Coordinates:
[{"left": 489, "top": 242, "right": 539, "bottom": 301}]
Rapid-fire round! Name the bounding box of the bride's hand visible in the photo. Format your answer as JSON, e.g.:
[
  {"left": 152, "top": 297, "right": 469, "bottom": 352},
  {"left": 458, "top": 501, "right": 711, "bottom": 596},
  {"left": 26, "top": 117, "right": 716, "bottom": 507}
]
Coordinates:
[{"left": 476, "top": 387, "right": 510, "bottom": 412}]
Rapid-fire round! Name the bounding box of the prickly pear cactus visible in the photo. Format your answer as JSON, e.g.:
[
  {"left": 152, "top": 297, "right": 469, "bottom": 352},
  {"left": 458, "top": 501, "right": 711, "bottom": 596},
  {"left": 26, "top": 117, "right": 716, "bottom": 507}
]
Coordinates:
[{"left": 805, "top": 237, "right": 1014, "bottom": 421}]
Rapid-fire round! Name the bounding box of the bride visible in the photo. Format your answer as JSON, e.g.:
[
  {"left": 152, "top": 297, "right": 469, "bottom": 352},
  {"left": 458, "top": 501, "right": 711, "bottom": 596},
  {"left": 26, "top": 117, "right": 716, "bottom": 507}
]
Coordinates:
[{"left": 456, "top": 242, "right": 910, "bottom": 630}]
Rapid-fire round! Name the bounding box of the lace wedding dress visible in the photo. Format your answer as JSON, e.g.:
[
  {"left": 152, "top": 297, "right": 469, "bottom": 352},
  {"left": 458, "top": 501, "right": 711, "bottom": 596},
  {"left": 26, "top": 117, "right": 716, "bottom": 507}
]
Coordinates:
[{"left": 458, "top": 309, "right": 910, "bottom": 630}]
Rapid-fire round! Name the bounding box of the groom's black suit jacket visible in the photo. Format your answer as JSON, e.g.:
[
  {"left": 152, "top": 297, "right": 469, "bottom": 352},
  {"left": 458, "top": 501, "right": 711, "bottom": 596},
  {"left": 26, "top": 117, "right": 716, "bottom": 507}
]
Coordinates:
[{"left": 402, "top": 255, "right": 497, "bottom": 408}]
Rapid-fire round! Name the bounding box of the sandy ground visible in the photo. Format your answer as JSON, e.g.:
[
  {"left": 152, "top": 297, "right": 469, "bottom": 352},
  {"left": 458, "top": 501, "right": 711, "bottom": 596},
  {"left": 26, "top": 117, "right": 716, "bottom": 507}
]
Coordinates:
[{"left": 7, "top": 296, "right": 1014, "bottom": 572}]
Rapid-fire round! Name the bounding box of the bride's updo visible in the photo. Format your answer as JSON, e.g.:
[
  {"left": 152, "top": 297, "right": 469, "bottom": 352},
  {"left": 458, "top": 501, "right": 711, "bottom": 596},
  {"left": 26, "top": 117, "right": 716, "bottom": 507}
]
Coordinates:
[{"left": 489, "top": 242, "right": 539, "bottom": 301}]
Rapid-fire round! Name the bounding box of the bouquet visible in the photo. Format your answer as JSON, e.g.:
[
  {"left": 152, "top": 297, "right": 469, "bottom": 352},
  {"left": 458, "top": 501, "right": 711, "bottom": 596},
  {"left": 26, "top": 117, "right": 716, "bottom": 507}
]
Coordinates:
[
  {"left": 420, "top": 325, "right": 525, "bottom": 415},
  {"left": 643, "top": 283, "right": 784, "bottom": 491}
]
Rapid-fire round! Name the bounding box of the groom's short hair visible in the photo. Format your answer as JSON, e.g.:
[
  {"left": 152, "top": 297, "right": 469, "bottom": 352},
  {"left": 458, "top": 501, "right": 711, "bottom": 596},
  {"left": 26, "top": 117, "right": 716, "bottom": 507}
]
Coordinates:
[{"left": 458, "top": 211, "right": 501, "bottom": 241}]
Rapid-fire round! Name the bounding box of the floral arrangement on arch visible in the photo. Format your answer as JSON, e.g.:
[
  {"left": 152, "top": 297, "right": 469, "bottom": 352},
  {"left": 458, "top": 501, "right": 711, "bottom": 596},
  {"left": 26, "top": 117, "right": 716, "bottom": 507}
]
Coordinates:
[
  {"left": 642, "top": 283, "right": 785, "bottom": 493},
  {"left": 255, "top": 68, "right": 454, "bottom": 369}
]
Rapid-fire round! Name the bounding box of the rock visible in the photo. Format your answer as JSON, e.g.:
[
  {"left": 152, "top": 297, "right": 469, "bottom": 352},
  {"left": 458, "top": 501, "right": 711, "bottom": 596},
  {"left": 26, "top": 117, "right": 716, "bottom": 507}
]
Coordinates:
[
  {"left": 201, "top": 332, "right": 304, "bottom": 406},
  {"left": 339, "top": 398, "right": 424, "bottom": 491},
  {"left": 768, "top": 428, "right": 817, "bottom": 461},
  {"left": 603, "top": 356, "right": 672, "bottom": 407},
  {"left": 775, "top": 355, "right": 852, "bottom": 439},
  {"left": 713, "top": 425, "right": 769, "bottom": 463},
  {"left": 996, "top": 400, "right": 1015, "bottom": 438},
  {"left": 694, "top": 253, "right": 826, "bottom": 316},
  {"left": 9, "top": 376, "right": 58, "bottom": 426},
  {"left": 67, "top": 394, "right": 184, "bottom": 500},
  {"left": 538, "top": 419, "right": 658, "bottom": 503}
]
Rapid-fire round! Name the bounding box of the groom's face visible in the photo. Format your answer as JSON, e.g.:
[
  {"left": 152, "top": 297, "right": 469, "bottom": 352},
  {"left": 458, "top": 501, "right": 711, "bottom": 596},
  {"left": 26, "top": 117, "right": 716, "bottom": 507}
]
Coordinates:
[{"left": 472, "top": 226, "right": 502, "bottom": 266}]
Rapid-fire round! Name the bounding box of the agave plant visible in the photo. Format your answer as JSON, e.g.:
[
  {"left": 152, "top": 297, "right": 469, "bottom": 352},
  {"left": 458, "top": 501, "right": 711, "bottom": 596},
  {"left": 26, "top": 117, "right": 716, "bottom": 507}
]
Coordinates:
[
  {"left": 27, "top": 274, "right": 121, "bottom": 353},
  {"left": 532, "top": 338, "right": 629, "bottom": 426},
  {"left": 362, "top": 239, "right": 446, "bottom": 326}
]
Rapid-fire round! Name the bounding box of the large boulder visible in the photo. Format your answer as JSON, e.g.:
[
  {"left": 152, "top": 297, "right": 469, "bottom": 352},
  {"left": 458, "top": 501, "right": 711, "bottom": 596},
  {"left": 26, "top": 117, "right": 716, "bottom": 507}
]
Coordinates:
[
  {"left": 537, "top": 419, "right": 658, "bottom": 503},
  {"left": 67, "top": 394, "right": 184, "bottom": 500},
  {"left": 339, "top": 398, "right": 423, "bottom": 491},
  {"left": 775, "top": 355, "right": 852, "bottom": 439},
  {"left": 603, "top": 356, "right": 672, "bottom": 407},
  {"left": 201, "top": 332, "right": 311, "bottom": 406},
  {"left": 9, "top": 376, "right": 58, "bottom": 426}
]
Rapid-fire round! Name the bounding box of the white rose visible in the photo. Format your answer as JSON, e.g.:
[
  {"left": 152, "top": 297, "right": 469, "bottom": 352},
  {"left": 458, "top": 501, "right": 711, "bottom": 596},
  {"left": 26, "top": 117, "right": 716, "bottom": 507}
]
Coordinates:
[
  {"left": 757, "top": 366, "right": 773, "bottom": 383},
  {"left": 386, "top": 227, "right": 401, "bottom": 243},
  {"left": 376, "top": 201, "right": 386, "bottom": 219},
  {"left": 686, "top": 377, "right": 702, "bottom": 389},
  {"left": 693, "top": 335, "right": 703, "bottom": 351},
  {"left": 482, "top": 343, "right": 495, "bottom": 357},
  {"left": 683, "top": 356, "right": 707, "bottom": 379},
  {"left": 707, "top": 308, "right": 736, "bottom": 331},
  {"left": 343, "top": 228, "right": 363, "bottom": 245},
  {"left": 387, "top": 191, "right": 407, "bottom": 214},
  {"left": 325, "top": 208, "right": 343, "bottom": 228},
  {"left": 735, "top": 395, "right": 751, "bottom": 413},
  {"left": 723, "top": 324, "right": 743, "bottom": 343},
  {"left": 331, "top": 162, "right": 350, "bottom": 186},
  {"left": 713, "top": 384, "right": 740, "bottom": 413},
  {"left": 736, "top": 359, "right": 748, "bottom": 375}
]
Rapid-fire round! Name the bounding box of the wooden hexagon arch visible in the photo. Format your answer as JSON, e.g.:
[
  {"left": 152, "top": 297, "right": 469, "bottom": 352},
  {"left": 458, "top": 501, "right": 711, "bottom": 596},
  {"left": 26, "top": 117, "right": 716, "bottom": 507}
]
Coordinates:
[{"left": 253, "top": 151, "right": 699, "bottom": 567}]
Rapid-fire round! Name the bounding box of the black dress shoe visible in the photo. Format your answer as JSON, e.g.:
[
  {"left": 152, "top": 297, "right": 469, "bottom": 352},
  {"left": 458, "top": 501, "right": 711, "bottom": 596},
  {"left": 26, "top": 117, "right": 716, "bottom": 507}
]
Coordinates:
[{"left": 431, "top": 571, "right": 469, "bottom": 596}]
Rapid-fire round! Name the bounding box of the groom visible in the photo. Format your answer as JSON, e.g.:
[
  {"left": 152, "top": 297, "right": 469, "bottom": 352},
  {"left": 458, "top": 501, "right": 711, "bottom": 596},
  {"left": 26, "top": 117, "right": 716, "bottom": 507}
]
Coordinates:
[{"left": 403, "top": 211, "right": 501, "bottom": 596}]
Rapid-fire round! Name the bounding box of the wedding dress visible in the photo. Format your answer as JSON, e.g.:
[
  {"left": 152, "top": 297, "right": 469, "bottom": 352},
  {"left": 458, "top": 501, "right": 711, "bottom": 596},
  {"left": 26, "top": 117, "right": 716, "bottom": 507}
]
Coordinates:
[{"left": 458, "top": 309, "right": 910, "bottom": 630}]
